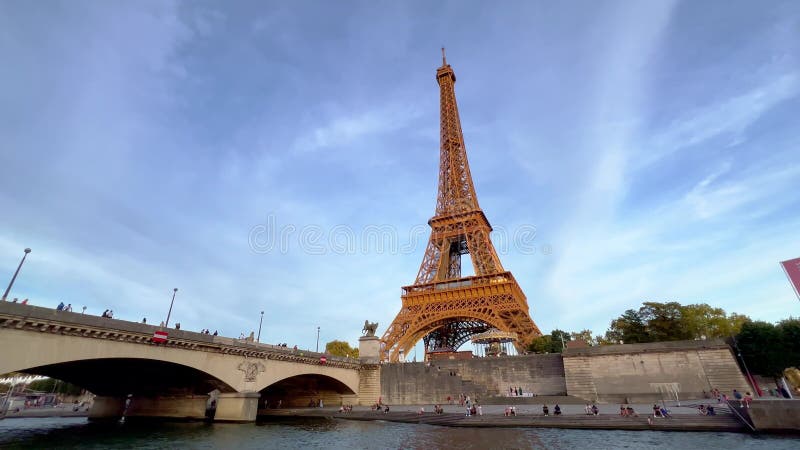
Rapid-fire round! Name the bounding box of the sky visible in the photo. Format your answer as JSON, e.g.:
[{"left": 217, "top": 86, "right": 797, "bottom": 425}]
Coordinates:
[{"left": 0, "top": 0, "right": 798, "bottom": 354}]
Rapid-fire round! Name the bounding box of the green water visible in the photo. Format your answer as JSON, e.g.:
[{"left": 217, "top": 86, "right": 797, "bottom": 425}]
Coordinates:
[{"left": 0, "top": 417, "right": 798, "bottom": 449}]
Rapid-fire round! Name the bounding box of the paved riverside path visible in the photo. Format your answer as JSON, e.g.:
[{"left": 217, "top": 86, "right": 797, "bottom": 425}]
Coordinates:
[{"left": 259, "top": 403, "right": 748, "bottom": 432}]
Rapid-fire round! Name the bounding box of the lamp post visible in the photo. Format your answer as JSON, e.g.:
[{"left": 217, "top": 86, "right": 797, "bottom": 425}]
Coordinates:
[
  {"left": 2, "top": 248, "right": 31, "bottom": 301},
  {"left": 257, "top": 311, "right": 264, "bottom": 343},
  {"left": 82, "top": 306, "right": 86, "bottom": 315},
  {"left": 165, "top": 288, "right": 178, "bottom": 328},
  {"left": 316, "top": 326, "right": 320, "bottom": 352}
]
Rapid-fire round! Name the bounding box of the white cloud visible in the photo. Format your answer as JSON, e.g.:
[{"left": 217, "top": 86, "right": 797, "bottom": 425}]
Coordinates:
[
  {"left": 642, "top": 73, "right": 799, "bottom": 167},
  {"left": 292, "top": 103, "right": 422, "bottom": 153}
]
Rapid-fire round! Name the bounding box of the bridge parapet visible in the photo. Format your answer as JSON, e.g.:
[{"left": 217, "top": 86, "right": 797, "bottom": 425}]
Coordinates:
[{"left": 0, "top": 302, "right": 360, "bottom": 370}]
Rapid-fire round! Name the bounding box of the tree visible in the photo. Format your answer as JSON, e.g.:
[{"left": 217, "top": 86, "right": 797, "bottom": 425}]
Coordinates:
[
  {"left": 603, "top": 302, "right": 750, "bottom": 344},
  {"left": 605, "top": 309, "right": 649, "bottom": 344},
  {"left": 777, "top": 318, "right": 800, "bottom": 374},
  {"left": 679, "top": 304, "right": 749, "bottom": 339},
  {"left": 570, "top": 329, "right": 594, "bottom": 345},
  {"left": 526, "top": 330, "right": 574, "bottom": 353},
  {"left": 526, "top": 335, "right": 554, "bottom": 354},
  {"left": 550, "top": 329, "right": 571, "bottom": 351},
  {"left": 324, "top": 340, "right": 358, "bottom": 359},
  {"left": 736, "top": 321, "right": 785, "bottom": 376},
  {"left": 640, "top": 302, "right": 690, "bottom": 342}
]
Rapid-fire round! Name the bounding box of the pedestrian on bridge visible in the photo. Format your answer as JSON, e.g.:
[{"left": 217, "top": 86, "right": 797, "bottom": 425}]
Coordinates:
[{"left": 56, "top": 301, "right": 64, "bottom": 311}]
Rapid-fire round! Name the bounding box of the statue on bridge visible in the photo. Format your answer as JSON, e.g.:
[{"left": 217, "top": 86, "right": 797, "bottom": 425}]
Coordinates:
[{"left": 362, "top": 320, "right": 379, "bottom": 337}]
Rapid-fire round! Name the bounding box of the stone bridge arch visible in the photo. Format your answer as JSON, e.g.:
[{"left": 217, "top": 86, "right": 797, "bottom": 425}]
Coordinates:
[
  {"left": 0, "top": 303, "right": 364, "bottom": 421},
  {"left": 0, "top": 330, "right": 243, "bottom": 393}
]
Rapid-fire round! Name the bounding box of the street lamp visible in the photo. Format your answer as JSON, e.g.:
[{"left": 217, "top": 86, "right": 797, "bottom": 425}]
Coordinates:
[
  {"left": 257, "top": 311, "right": 264, "bottom": 343},
  {"left": 316, "top": 326, "right": 320, "bottom": 352},
  {"left": 165, "top": 288, "right": 178, "bottom": 328},
  {"left": 2, "top": 248, "right": 31, "bottom": 302},
  {"left": 82, "top": 306, "right": 86, "bottom": 315}
]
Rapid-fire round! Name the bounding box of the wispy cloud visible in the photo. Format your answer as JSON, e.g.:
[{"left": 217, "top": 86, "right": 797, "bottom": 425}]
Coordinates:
[{"left": 642, "top": 72, "right": 799, "bottom": 167}]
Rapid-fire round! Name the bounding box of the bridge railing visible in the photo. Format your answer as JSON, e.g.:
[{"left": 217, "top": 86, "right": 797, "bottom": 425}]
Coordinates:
[{"left": 0, "top": 302, "right": 360, "bottom": 369}]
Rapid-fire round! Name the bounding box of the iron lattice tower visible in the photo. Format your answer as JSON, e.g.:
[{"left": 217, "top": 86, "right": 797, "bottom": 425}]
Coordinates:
[{"left": 381, "top": 51, "right": 542, "bottom": 362}]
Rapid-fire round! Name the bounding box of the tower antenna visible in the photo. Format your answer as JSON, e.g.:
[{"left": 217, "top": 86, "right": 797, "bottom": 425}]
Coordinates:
[{"left": 441, "top": 47, "right": 447, "bottom": 65}]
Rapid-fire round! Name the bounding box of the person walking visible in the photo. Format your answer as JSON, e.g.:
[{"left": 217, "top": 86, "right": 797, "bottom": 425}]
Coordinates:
[{"left": 56, "top": 301, "right": 64, "bottom": 311}]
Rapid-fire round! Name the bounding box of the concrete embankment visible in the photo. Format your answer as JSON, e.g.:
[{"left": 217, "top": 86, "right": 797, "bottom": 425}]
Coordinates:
[
  {"left": 1, "top": 407, "right": 88, "bottom": 419},
  {"left": 259, "top": 406, "right": 747, "bottom": 433}
]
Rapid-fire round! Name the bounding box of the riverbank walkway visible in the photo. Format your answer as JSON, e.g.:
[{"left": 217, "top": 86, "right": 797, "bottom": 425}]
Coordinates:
[{"left": 260, "top": 403, "right": 747, "bottom": 432}]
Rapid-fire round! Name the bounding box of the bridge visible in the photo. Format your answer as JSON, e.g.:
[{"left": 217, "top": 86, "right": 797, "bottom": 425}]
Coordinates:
[{"left": 0, "top": 302, "right": 365, "bottom": 422}]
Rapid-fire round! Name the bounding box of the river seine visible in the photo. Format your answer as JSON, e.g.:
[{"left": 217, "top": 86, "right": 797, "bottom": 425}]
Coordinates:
[{"left": 1, "top": 417, "right": 798, "bottom": 449}]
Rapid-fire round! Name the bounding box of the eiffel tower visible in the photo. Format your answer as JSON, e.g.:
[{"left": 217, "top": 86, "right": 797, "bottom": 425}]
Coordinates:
[{"left": 381, "top": 50, "right": 542, "bottom": 362}]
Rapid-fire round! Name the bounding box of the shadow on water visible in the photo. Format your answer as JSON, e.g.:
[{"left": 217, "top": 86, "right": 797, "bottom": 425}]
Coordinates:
[{"left": 1, "top": 417, "right": 800, "bottom": 449}]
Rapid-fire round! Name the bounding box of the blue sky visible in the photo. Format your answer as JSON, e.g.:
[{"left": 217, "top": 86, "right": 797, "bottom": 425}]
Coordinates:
[{"left": 1, "top": 1, "right": 798, "bottom": 353}]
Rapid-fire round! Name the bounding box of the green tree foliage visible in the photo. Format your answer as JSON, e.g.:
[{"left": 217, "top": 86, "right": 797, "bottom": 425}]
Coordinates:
[
  {"left": 606, "top": 309, "right": 648, "bottom": 344},
  {"left": 526, "top": 335, "right": 554, "bottom": 354},
  {"left": 570, "top": 329, "right": 594, "bottom": 345},
  {"left": 324, "top": 340, "right": 359, "bottom": 358},
  {"left": 639, "top": 302, "right": 690, "bottom": 341},
  {"left": 736, "top": 318, "right": 800, "bottom": 376},
  {"left": 779, "top": 318, "right": 800, "bottom": 366},
  {"left": 604, "top": 302, "right": 749, "bottom": 344},
  {"left": 526, "top": 329, "right": 573, "bottom": 354}
]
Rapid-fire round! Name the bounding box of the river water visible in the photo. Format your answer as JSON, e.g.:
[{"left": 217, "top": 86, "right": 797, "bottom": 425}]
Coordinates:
[{"left": 1, "top": 417, "right": 798, "bottom": 449}]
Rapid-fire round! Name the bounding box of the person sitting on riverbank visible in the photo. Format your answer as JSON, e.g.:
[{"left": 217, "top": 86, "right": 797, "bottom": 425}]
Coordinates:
[
  {"left": 620, "top": 404, "right": 628, "bottom": 417},
  {"left": 591, "top": 404, "right": 599, "bottom": 415},
  {"left": 706, "top": 405, "right": 716, "bottom": 416},
  {"left": 584, "top": 403, "right": 592, "bottom": 415},
  {"left": 652, "top": 404, "right": 662, "bottom": 418},
  {"left": 659, "top": 406, "right": 671, "bottom": 418},
  {"left": 418, "top": 407, "right": 425, "bottom": 415},
  {"left": 554, "top": 404, "right": 561, "bottom": 416},
  {"left": 542, "top": 404, "right": 549, "bottom": 416},
  {"left": 384, "top": 405, "right": 389, "bottom": 414},
  {"left": 743, "top": 392, "right": 753, "bottom": 408},
  {"left": 698, "top": 404, "right": 707, "bottom": 415},
  {"left": 626, "top": 406, "right": 638, "bottom": 417}
]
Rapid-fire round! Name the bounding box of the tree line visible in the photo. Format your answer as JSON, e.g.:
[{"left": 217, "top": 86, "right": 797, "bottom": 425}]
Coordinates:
[{"left": 526, "top": 301, "right": 800, "bottom": 377}]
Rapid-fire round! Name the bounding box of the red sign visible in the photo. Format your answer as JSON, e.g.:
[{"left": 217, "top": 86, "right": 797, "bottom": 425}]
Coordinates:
[
  {"left": 780, "top": 257, "right": 800, "bottom": 300},
  {"left": 319, "top": 356, "right": 327, "bottom": 365},
  {"left": 152, "top": 330, "right": 168, "bottom": 343}
]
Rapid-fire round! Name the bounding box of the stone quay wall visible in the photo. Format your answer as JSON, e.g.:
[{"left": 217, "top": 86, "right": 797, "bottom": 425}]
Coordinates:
[
  {"left": 380, "top": 353, "right": 566, "bottom": 405},
  {"left": 562, "top": 339, "right": 750, "bottom": 403},
  {"left": 378, "top": 340, "right": 751, "bottom": 405}
]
